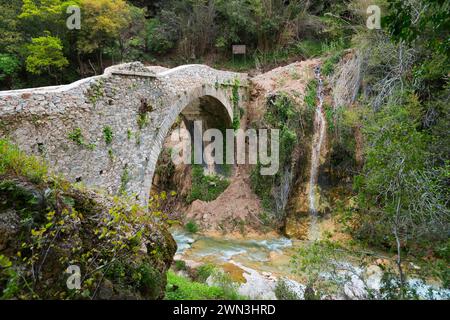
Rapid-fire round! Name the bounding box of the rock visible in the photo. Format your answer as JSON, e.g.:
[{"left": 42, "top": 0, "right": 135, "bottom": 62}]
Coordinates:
[
  {"left": 366, "top": 265, "right": 382, "bottom": 277},
  {"left": 139, "top": 241, "right": 148, "bottom": 254},
  {"left": 284, "top": 212, "right": 310, "bottom": 240},
  {"left": 0, "top": 209, "right": 20, "bottom": 251},
  {"left": 221, "top": 262, "right": 247, "bottom": 283},
  {"left": 409, "top": 262, "right": 421, "bottom": 270},
  {"left": 375, "top": 258, "right": 390, "bottom": 267},
  {"left": 98, "top": 279, "right": 114, "bottom": 300},
  {"left": 268, "top": 251, "right": 282, "bottom": 261},
  {"left": 173, "top": 254, "right": 183, "bottom": 261},
  {"left": 184, "top": 259, "right": 202, "bottom": 269}
]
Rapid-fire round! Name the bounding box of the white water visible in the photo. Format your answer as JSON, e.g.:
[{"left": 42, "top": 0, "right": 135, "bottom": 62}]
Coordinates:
[{"left": 308, "top": 66, "right": 327, "bottom": 240}]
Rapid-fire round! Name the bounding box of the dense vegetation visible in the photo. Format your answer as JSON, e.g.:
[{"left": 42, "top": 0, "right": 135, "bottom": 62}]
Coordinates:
[
  {"left": 320, "top": 0, "right": 449, "bottom": 295},
  {"left": 251, "top": 92, "right": 312, "bottom": 225},
  {"left": 187, "top": 165, "right": 230, "bottom": 204},
  {"left": 165, "top": 269, "right": 243, "bottom": 300},
  {"left": 0, "top": 0, "right": 353, "bottom": 89},
  {"left": 0, "top": 139, "right": 176, "bottom": 299},
  {"left": 0, "top": 0, "right": 449, "bottom": 300}
]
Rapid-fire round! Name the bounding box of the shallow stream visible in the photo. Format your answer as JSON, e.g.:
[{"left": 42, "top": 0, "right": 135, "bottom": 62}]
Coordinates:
[{"left": 171, "top": 228, "right": 450, "bottom": 300}]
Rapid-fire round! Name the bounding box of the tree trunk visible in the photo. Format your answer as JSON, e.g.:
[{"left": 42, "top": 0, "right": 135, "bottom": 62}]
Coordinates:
[
  {"left": 393, "top": 197, "right": 405, "bottom": 298},
  {"left": 99, "top": 49, "right": 104, "bottom": 71}
]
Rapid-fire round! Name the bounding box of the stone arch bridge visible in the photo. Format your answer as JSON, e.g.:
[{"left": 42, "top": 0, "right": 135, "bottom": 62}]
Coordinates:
[{"left": 0, "top": 62, "right": 248, "bottom": 204}]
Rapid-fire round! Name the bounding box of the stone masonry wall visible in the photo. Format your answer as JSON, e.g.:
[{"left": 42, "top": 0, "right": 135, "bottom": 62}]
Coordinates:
[{"left": 0, "top": 62, "right": 248, "bottom": 205}]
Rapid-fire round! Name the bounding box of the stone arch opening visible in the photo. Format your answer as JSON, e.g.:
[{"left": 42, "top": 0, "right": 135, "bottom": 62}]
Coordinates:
[{"left": 139, "top": 89, "right": 234, "bottom": 206}]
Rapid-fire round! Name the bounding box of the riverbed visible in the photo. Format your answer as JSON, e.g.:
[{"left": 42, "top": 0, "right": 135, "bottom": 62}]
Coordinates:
[{"left": 171, "top": 228, "right": 450, "bottom": 300}]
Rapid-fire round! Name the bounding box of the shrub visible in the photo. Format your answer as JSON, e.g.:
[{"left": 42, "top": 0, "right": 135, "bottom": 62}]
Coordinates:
[
  {"left": 275, "top": 278, "right": 302, "bottom": 300},
  {"left": 165, "top": 270, "right": 243, "bottom": 300},
  {"left": 103, "top": 126, "right": 113, "bottom": 145},
  {"left": 185, "top": 220, "right": 199, "bottom": 234},
  {"left": 294, "top": 40, "right": 324, "bottom": 58},
  {"left": 304, "top": 80, "right": 318, "bottom": 110},
  {"left": 174, "top": 260, "right": 187, "bottom": 271},
  {"left": 68, "top": 128, "right": 95, "bottom": 150},
  {"left": 0, "top": 139, "right": 48, "bottom": 183},
  {"left": 196, "top": 263, "right": 216, "bottom": 283},
  {"left": 187, "top": 165, "right": 230, "bottom": 203},
  {"left": 134, "top": 263, "right": 163, "bottom": 299},
  {"left": 322, "top": 51, "right": 344, "bottom": 76}
]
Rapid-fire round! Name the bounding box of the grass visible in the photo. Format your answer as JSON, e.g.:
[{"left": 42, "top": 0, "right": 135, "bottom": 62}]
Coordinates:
[
  {"left": 304, "top": 79, "right": 318, "bottom": 110},
  {"left": 196, "top": 263, "right": 216, "bottom": 283},
  {"left": 103, "top": 126, "right": 113, "bottom": 145},
  {"left": 293, "top": 39, "right": 324, "bottom": 58},
  {"left": 322, "top": 50, "right": 345, "bottom": 76},
  {"left": 0, "top": 139, "right": 48, "bottom": 183},
  {"left": 165, "top": 270, "right": 243, "bottom": 300},
  {"left": 185, "top": 220, "right": 199, "bottom": 233}
]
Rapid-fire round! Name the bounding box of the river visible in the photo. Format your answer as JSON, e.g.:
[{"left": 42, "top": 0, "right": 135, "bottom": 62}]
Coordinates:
[{"left": 171, "top": 228, "right": 450, "bottom": 300}]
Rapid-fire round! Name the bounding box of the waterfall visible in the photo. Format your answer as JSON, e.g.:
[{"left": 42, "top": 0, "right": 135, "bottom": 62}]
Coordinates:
[
  {"left": 308, "top": 66, "right": 326, "bottom": 240},
  {"left": 275, "top": 166, "right": 293, "bottom": 214}
]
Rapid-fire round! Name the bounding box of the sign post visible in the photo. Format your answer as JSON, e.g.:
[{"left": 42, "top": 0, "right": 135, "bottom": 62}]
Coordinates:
[{"left": 232, "top": 45, "right": 247, "bottom": 64}]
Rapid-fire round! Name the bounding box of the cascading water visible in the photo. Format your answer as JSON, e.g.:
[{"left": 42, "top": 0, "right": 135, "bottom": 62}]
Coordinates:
[{"left": 308, "top": 65, "right": 326, "bottom": 240}]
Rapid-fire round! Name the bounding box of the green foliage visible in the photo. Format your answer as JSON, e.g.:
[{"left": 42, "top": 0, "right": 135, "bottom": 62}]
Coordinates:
[
  {"left": 145, "top": 18, "right": 176, "bottom": 55},
  {"left": 119, "top": 166, "right": 131, "bottom": 194},
  {"left": 0, "top": 143, "right": 175, "bottom": 299},
  {"left": 187, "top": 165, "right": 230, "bottom": 203},
  {"left": 133, "top": 263, "right": 163, "bottom": 298},
  {"left": 108, "top": 148, "right": 114, "bottom": 160},
  {"left": 165, "top": 270, "right": 241, "bottom": 300},
  {"left": 208, "top": 269, "right": 243, "bottom": 300},
  {"left": 292, "top": 240, "right": 361, "bottom": 299},
  {"left": 103, "top": 126, "right": 114, "bottom": 145},
  {"left": 185, "top": 220, "right": 199, "bottom": 234},
  {"left": 196, "top": 263, "right": 216, "bottom": 283},
  {"left": 275, "top": 278, "right": 301, "bottom": 300},
  {"left": 0, "top": 54, "right": 20, "bottom": 81},
  {"left": 386, "top": 0, "right": 450, "bottom": 57},
  {"left": 68, "top": 128, "right": 96, "bottom": 150},
  {"left": 293, "top": 40, "right": 324, "bottom": 58},
  {"left": 353, "top": 93, "right": 449, "bottom": 250},
  {"left": 251, "top": 93, "right": 305, "bottom": 217},
  {"left": 137, "top": 113, "right": 149, "bottom": 130},
  {"left": 87, "top": 80, "right": 104, "bottom": 104},
  {"left": 0, "top": 255, "right": 19, "bottom": 299},
  {"left": 19, "top": 0, "right": 77, "bottom": 24},
  {"left": 0, "top": 139, "right": 48, "bottom": 183},
  {"left": 232, "top": 78, "right": 241, "bottom": 130},
  {"left": 304, "top": 79, "right": 318, "bottom": 110},
  {"left": 174, "top": 260, "right": 187, "bottom": 271},
  {"left": 77, "top": 0, "right": 131, "bottom": 55},
  {"left": 0, "top": 0, "right": 24, "bottom": 55},
  {"left": 322, "top": 50, "right": 344, "bottom": 76},
  {"left": 25, "top": 34, "right": 68, "bottom": 76}
]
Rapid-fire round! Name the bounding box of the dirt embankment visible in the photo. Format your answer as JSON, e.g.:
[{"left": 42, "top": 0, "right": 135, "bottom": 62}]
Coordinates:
[{"left": 183, "top": 60, "right": 319, "bottom": 234}]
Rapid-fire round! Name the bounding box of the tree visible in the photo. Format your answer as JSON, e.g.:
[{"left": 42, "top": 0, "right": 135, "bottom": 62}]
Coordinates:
[
  {"left": 25, "top": 34, "right": 69, "bottom": 83},
  {"left": 385, "top": 0, "right": 450, "bottom": 57},
  {"left": 19, "top": 0, "right": 80, "bottom": 36},
  {"left": 77, "top": 0, "right": 131, "bottom": 69},
  {"left": 0, "top": 0, "right": 25, "bottom": 54},
  {"left": 118, "top": 5, "right": 147, "bottom": 61},
  {"left": 0, "top": 54, "right": 21, "bottom": 89},
  {"left": 354, "top": 94, "right": 449, "bottom": 296}
]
